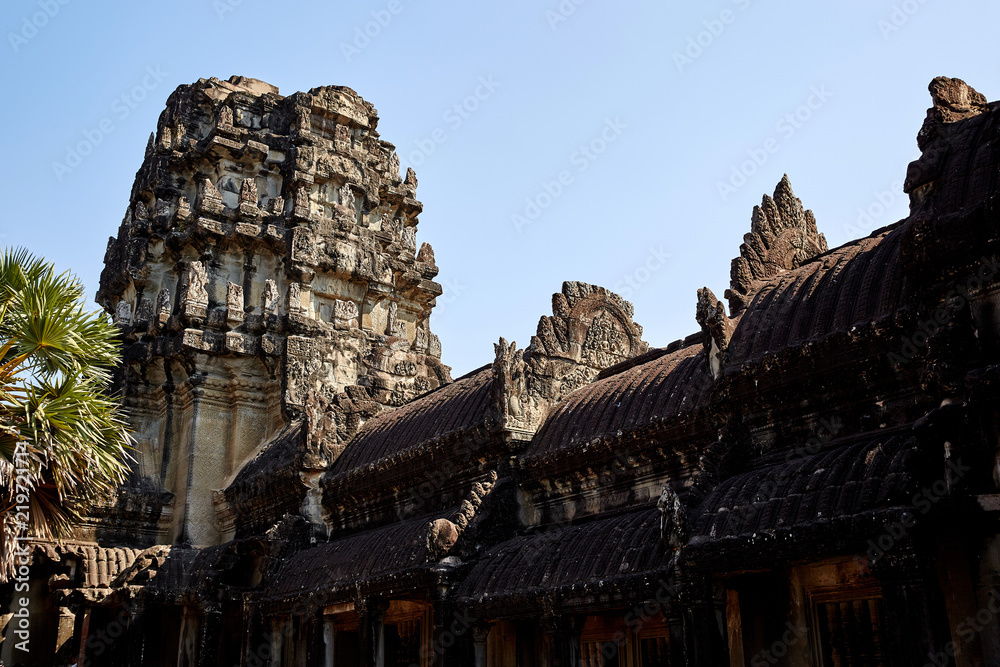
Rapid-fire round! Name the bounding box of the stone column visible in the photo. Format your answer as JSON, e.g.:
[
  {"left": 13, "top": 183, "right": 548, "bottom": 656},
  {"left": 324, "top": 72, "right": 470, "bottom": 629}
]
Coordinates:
[
  {"left": 198, "top": 606, "right": 222, "bottom": 667},
  {"left": 55, "top": 606, "right": 76, "bottom": 661},
  {"left": 472, "top": 623, "right": 491, "bottom": 667},
  {"left": 542, "top": 615, "right": 579, "bottom": 667},
  {"left": 678, "top": 578, "right": 728, "bottom": 667},
  {"left": 875, "top": 549, "right": 952, "bottom": 665},
  {"left": 361, "top": 599, "right": 388, "bottom": 667}
]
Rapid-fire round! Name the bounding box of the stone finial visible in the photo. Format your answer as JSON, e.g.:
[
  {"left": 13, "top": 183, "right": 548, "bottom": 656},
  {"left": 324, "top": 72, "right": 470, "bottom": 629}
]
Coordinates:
[
  {"left": 657, "top": 484, "right": 688, "bottom": 550},
  {"left": 696, "top": 287, "right": 734, "bottom": 380},
  {"left": 404, "top": 167, "right": 417, "bottom": 188},
  {"left": 156, "top": 288, "right": 171, "bottom": 324},
  {"left": 921, "top": 77, "right": 989, "bottom": 141},
  {"left": 262, "top": 280, "right": 279, "bottom": 315},
  {"left": 199, "top": 178, "right": 224, "bottom": 215},
  {"left": 906, "top": 78, "right": 991, "bottom": 202},
  {"left": 417, "top": 242, "right": 436, "bottom": 266},
  {"left": 144, "top": 132, "right": 155, "bottom": 158},
  {"left": 490, "top": 338, "right": 540, "bottom": 435},
  {"left": 725, "top": 175, "right": 827, "bottom": 315}
]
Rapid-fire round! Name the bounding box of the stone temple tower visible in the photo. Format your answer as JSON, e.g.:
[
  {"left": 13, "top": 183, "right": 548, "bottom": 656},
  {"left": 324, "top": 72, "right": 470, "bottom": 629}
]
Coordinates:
[{"left": 97, "top": 76, "right": 450, "bottom": 547}]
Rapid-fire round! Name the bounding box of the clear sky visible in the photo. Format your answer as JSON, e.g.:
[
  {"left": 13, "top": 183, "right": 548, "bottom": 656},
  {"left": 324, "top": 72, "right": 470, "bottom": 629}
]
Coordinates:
[{"left": 1, "top": 0, "right": 997, "bottom": 378}]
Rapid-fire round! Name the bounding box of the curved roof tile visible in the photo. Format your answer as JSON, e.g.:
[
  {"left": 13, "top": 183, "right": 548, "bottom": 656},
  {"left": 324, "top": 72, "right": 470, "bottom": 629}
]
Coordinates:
[
  {"left": 525, "top": 343, "right": 711, "bottom": 461},
  {"left": 331, "top": 367, "right": 492, "bottom": 473},
  {"left": 728, "top": 227, "right": 906, "bottom": 364}
]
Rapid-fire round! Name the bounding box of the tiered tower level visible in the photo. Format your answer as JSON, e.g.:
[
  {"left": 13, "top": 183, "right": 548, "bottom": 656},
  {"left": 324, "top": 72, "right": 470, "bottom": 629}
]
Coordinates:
[{"left": 97, "top": 76, "right": 450, "bottom": 546}]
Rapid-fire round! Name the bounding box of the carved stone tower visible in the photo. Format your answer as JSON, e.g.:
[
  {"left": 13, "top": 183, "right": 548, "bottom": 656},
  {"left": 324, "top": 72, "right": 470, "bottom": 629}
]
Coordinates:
[{"left": 98, "top": 76, "right": 450, "bottom": 546}]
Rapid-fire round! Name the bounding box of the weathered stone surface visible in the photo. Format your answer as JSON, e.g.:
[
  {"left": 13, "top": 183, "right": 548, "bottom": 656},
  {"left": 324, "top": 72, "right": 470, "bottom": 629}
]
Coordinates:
[
  {"left": 725, "top": 175, "right": 828, "bottom": 314},
  {"left": 96, "top": 75, "right": 450, "bottom": 547}
]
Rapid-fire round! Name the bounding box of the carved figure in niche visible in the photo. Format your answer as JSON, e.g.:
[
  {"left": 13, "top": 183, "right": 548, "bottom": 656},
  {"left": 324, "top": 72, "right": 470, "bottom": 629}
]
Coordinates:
[
  {"left": 218, "top": 106, "right": 233, "bottom": 128},
  {"left": 114, "top": 301, "right": 132, "bottom": 326},
  {"left": 156, "top": 289, "right": 171, "bottom": 322},
  {"left": 262, "top": 280, "right": 279, "bottom": 315},
  {"left": 186, "top": 261, "right": 209, "bottom": 307},
  {"left": 386, "top": 302, "right": 399, "bottom": 336},
  {"left": 340, "top": 184, "right": 355, "bottom": 212},
  {"left": 240, "top": 178, "right": 258, "bottom": 205},
  {"left": 581, "top": 311, "right": 629, "bottom": 367}
]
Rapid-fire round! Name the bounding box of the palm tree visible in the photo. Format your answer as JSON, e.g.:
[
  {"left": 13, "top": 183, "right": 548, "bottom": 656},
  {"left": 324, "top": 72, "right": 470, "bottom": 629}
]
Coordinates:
[{"left": 0, "top": 248, "right": 133, "bottom": 583}]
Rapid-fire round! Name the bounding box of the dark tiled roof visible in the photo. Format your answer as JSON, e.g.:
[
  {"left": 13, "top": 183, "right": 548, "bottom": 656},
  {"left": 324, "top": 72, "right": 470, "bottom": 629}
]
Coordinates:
[
  {"left": 691, "top": 431, "right": 917, "bottom": 541},
  {"left": 727, "top": 227, "right": 906, "bottom": 364},
  {"left": 330, "top": 367, "right": 492, "bottom": 473},
  {"left": 265, "top": 513, "right": 443, "bottom": 601},
  {"left": 455, "top": 507, "right": 665, "bottom": 604},
  {"left": 525, "top": 343, "right": 711, "bottom": 461},
  {"left": 36, "top": 542, "right": 143, "bottom": 589}
]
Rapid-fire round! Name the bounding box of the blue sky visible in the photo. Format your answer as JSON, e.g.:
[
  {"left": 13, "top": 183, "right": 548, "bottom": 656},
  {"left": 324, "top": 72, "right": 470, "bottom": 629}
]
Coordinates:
[{"left": 1, "top": 0, "right": 997, "bottom": 377}]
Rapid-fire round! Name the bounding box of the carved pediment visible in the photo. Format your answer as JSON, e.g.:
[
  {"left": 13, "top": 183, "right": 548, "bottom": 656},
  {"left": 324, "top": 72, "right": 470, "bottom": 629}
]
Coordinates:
[{"left": 726, "top": 176, "right": 827, "bottom": 315}]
